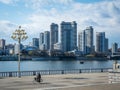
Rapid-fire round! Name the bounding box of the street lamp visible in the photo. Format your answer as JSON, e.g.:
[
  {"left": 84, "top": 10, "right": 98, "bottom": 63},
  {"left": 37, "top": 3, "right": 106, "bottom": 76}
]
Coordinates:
[{"left": 11, "top": 26, "right": 28, "bottom": 78}]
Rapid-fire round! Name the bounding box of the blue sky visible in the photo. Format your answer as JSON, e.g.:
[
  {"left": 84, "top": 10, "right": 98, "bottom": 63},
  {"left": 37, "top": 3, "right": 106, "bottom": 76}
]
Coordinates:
[{"left": 0, "top": 0, "right": 120, "bottom": 48}]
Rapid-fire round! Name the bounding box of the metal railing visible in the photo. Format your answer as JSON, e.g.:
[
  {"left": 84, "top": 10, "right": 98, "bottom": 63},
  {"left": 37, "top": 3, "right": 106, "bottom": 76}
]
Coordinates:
[{"left": 0, "top": 68, "right": 111, "bottom": 77}]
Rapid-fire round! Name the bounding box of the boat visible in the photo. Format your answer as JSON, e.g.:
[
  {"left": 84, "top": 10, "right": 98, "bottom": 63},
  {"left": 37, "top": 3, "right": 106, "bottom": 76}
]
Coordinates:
[{"left": 80, "top": 61, "right": 84, "bottom": 64}]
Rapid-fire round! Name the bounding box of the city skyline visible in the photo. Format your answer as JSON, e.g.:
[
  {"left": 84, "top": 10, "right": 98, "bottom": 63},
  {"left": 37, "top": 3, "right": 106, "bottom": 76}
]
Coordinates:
[{"left": 0, "top": 0, "right": 120, "bottom": 47}]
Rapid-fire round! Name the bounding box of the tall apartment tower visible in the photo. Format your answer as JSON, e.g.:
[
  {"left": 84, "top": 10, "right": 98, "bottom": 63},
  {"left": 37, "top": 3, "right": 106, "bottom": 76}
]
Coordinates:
[
  {"left": 112, "top": 43, "right": 118, "bottom": 53},
  {"left": 78, "top": 26, "right": 94, "bottom": 54},
  {"left": 61, "top": 21, "right": 77, "bottom": 52},
  {"left": 96, "top": 32, "right": 108, "bottom": 53},
  {"left": 105, "top": 38, "right": 109, "bottom": 53},
  {"left": 39, "top": 33, "right": 44, "bottom": 50},
  {"left": 44, "top": 31, "right": 50, "bottom": 50},
  {"left": 50, "top": 23, "right": 58, "bottom": 50},
  {"left": 78, "top": 31, "right": 85, "bottom": 54},
  {"left": 32, "top": 38, "right": 39, "bottom": 48},
  {"left": 0, "top": 39, "right": 6, "bottom": 50},
  {"left": 84, "top": 26, "right": 94, "bottom": 54}
]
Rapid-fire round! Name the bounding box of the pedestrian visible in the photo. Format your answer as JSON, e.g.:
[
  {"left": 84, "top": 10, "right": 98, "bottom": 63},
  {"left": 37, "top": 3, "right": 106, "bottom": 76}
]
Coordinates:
[{"left": 34, "top": 73, "right": 41, "bottom": 83}]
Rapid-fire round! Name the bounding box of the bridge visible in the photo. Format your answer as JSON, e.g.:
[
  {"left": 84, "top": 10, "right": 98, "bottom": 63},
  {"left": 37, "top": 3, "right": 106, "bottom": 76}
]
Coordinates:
[
  {"left": 109, "top": 55, "right": 120, "bottom": 60},
  {"left": 108, "top": 52, "right": 120, "bottom": 60}
]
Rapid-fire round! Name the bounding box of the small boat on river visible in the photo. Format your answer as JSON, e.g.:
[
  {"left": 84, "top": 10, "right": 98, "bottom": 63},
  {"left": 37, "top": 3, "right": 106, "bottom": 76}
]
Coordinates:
[{"left": 80, "top": 61, "right": 84, "bottom": 64}]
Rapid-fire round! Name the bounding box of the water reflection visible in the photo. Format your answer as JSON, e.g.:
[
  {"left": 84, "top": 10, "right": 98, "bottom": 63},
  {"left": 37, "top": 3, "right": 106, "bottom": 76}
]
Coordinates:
[{"left": 0, "top": 60, "right": 114, "bottom": 72}]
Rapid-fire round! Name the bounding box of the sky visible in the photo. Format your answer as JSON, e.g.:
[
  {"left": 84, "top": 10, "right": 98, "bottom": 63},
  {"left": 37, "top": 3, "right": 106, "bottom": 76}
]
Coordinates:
[{"left": 0, "top": 0, "right": 120, "bottom": 48}]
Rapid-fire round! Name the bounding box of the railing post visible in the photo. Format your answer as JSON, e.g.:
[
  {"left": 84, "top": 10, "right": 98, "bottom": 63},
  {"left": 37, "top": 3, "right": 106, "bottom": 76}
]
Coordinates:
[
  {"left": 61, "top": 70, "right": 64, "bottom": 74},
  {"left": 0, "top": 68, "right": 112, "bottom": 77},
  {"left": 9, "top": 72, "right": 12, "bottom": 77},
  {"left": 101, "top": 69, "right": 103, "bottom": 72},
  {"left": 79, "top": 69, "right": 81, "bottom": 73},
  {"left": 33, "top": 71, "right": 36, "bottom": 76},
  {"left": 49, "top": 70, "right": 50, "bottom": 75}
]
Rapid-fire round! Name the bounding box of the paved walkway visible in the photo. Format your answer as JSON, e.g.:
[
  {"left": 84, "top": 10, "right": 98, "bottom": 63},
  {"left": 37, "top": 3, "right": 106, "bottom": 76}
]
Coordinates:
[{"left": 0, "top": 73, "right": 120, "bottom": 90}]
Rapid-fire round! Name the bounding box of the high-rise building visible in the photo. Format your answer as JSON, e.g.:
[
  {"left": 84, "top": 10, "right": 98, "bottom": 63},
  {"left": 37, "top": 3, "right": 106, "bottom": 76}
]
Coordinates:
[
  {"left": 112, "top": 43, "right": 118, "bottom": 53},
  {"left": 61, "top": 21, "right": 77, "bottom": 52},
  {"left": 96, "top": 32, "right": 105, "bottom": 53},
  {"left": 105, "top": 38, "right": 109, "bottom": 53},
  {"left": 5, "top": 44, "right": 14, "bottom": 55},
  {"left": 96, "top": 32, "right": 108, "bottom": 53},
  {"left": 14, "top": 44, "right": 23, "bottom": 54},
  {"left": 84, "top": 26, "right": 94, "bottom": 54},
  {"left": 0, "top": 39, "right": 6, "bottom": 50},
  {"left": 32, "top": 38, "right": 39, "bottom": 48},
  {"left": 39, "top": 31, "right": 50, "bottom": 51},
  {"left": 78, "top": 31, "right": 85, "bottom": 54},
  {"left": 39, "top": 33, "right": 44, "bottom": 50},
  {"left": 50, "top": 23, "right": 58, "bottom": 50},
  {"left": 44, "top": 31, "right": 50, "bottom": 50},
  {"left": 78, "top": 26, "right": 94, "bottom": 54}
]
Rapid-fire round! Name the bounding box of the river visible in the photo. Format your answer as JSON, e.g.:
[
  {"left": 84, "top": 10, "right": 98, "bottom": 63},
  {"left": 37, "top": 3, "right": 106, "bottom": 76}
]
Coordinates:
[{"left": 0, "top": 60, "right": 118, "bottom": 72}]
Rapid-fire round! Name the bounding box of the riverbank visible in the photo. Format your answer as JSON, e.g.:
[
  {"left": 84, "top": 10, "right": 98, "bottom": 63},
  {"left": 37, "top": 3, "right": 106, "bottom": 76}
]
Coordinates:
[
  {"left": 0, "top": 55, "right": 109, "bottom": 61},
  {"left": 32, "top": 56, "right": 108, "bottom": 61},
  {"left": 0, "top": 73, "right": 120, "bottom": 90},
  {"left": 0, "top": 56, "right": 32, "bottom": 61}
]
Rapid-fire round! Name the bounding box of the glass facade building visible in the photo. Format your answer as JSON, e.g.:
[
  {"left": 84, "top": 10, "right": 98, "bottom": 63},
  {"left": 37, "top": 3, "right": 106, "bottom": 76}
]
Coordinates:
[
  {"left": 112, "top": 43, "right": 118, "bottom": 53},
  {"left": 78, "top": 26, "right": 94, "bottom": 54},
  {"left": 96, "top": 32, "right": 108, "bottom": 53},
  {"left": 50, "top": 23, "right": 58, "bottom": 50},
  {"left": 32, "top": 38, "right": 39, "bottom": 48},
  {"left": 44, "top": 31, "right": 50, "bottom": 50},
  {"left": 61, "top": 21, "right": 77, "bottom": 52},
  {"left": 0, "top": 39, "right": 6, "bottom": 50},
  {"left": 39, "top": 33, "right": 44, "bottom": 50}
]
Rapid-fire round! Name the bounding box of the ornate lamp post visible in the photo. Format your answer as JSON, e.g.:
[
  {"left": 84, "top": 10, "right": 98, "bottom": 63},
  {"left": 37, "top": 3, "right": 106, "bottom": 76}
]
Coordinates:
[{"left": 11, "top": 26, "right": 28, "bottom": 78}]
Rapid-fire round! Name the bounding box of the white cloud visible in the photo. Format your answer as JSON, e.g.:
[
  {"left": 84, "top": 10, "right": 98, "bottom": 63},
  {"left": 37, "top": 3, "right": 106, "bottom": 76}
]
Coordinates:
[
  {"left": 0, "top": 20, "right": 17, "bottom": 43},
  {"left": 0, "top": 0, "right": 120, "bottom": 46},
  {"left": 24, "top": 0, "right": 120, "bottom": 45},
  {"left": 0, "top": 0, "right": 18, "bottom": 4},
  {"left": 25, "top": 0, "right": 73, "bottom": 10},
  {"left": 0, "top": 21, "right": 30, "bottom": 44}
]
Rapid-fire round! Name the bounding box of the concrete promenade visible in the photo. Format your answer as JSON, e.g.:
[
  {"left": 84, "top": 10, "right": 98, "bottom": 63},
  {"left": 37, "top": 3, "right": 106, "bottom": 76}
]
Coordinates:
[{"left": 0, "top": 73, "right": 120, "bottom": 90}]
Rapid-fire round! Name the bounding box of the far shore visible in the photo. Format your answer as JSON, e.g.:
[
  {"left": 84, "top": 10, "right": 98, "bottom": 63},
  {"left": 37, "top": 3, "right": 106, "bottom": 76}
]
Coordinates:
[{"left": 0, "top": 55, "right": 110, "bottom": 61}]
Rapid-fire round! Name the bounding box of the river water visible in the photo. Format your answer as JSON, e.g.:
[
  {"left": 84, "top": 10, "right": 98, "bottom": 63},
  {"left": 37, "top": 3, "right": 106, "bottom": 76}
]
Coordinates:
[{"left": 0, "top": 60, "right": 118, "bottom": 72}]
